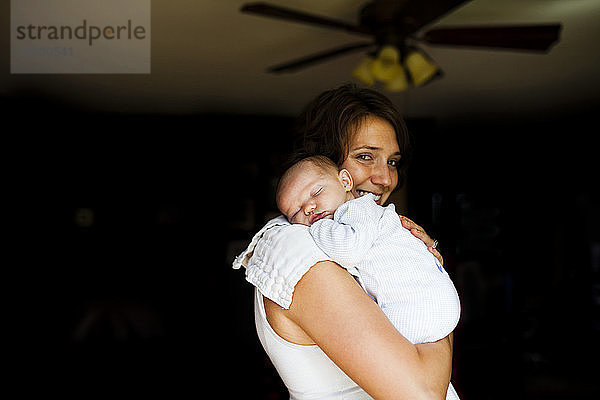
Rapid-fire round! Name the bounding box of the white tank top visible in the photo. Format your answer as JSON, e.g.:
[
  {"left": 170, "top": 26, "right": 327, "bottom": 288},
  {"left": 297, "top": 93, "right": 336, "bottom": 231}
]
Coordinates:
[{"left": 254, "top": 288, "right": 373, "bottom": 400}]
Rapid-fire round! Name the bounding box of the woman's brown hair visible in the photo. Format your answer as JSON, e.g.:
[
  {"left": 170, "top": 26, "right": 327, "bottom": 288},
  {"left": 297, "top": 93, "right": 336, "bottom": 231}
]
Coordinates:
[{"left": 290, "top": 83, "right": 412, "bottom": 188}]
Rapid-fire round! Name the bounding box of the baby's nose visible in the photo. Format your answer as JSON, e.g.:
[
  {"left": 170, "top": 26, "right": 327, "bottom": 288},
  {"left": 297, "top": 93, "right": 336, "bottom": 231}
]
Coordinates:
[{"left": 304, "top": 203, "right": 316, "bottom": 214}]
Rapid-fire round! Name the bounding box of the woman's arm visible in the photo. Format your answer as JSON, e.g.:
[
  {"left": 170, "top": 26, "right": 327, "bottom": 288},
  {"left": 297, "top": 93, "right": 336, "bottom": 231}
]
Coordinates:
[{"left": 284, "top": 260, "right": 452, "bottom": 400}]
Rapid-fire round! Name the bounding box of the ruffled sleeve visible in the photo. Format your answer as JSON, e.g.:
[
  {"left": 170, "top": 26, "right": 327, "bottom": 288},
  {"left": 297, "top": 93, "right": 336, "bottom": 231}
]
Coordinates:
[{"left": 233, "top": 216, "right": 332, "bottom": 309}]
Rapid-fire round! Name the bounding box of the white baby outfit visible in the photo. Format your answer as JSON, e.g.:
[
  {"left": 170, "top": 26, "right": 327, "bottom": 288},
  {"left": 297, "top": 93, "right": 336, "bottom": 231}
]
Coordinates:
[
  {"left": 309, "top": 194, "right": 461, "bottom": 345},
  {"left": 233, "top": 215, "right": 331, "bottom": 309}
]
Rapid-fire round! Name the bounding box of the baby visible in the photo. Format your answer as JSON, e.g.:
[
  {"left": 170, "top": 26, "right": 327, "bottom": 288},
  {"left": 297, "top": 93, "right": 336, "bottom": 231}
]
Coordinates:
[{"left": 276, "top": 155, "right": 461, "bottom": 346}]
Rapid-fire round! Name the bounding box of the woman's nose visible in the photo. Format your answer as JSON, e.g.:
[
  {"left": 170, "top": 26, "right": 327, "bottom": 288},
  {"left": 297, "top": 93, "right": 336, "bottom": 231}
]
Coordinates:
[{"left": 371, "top": 163, "right": 392, "bottom": 187}]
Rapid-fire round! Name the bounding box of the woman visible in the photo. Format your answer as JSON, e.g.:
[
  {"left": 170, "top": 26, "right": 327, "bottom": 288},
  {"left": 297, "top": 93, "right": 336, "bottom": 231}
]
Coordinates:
[
  {"left": 235, "top": 84, "right": 454, "bottom": 399},
  {"left": 291, "top": 84, "right": 443, "bottom": 265}
]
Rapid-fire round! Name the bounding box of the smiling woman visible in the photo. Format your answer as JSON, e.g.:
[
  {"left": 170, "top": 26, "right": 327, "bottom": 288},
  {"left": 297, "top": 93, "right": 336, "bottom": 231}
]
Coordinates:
[
  {"left": 291, "top": 83, "right": 411, "bottom": 202},
  {"left": 342, "top": 116, "right": 402, "bottom": 205},
  {"left": 288, "top": 83, "right": 442, "bottom": 275},
  {"left": 234, "top": 84, "right": 455, "bottom": 399}
]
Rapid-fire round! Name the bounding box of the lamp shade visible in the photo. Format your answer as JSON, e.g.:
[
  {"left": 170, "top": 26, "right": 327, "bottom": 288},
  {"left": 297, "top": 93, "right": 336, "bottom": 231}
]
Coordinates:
[
  {"left": 384, "top": 67, "right": 409, "bottom": 92},
  {"left": 370, "top": 45, "right": 403, "bottom": 82},
  {"left": 352, "top": 56, "right": 375, "bottom": 85},
  {"left": 405, "top": 49, "right": 439, "bottom": 86}
]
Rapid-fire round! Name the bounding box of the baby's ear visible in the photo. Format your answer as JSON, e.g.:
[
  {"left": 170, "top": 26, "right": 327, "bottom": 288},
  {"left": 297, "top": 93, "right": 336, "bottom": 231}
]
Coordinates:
[{"left": 338, "top": 169, "right": 353, "bottom": 192}]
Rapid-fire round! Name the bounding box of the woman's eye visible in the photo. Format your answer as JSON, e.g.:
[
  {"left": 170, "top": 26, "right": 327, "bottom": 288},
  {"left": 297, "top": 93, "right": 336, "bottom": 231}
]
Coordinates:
[
  {"left": 388, "top": 159, "right": 399, "bottom": 167},
  {"left": 356, "top": 153, "right": 373, "bottom": 162}
]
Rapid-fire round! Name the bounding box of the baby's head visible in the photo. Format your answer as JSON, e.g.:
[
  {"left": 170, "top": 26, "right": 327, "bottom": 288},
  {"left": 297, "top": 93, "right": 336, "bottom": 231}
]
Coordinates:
[{"left": 276, "top": 156, "right": 354, "bottom": 226}]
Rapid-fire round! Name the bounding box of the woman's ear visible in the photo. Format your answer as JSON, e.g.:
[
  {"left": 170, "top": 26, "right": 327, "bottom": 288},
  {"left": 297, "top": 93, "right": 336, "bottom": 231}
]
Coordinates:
[{"left": 338, "top": 169, "right": 353, "bottom": 192}]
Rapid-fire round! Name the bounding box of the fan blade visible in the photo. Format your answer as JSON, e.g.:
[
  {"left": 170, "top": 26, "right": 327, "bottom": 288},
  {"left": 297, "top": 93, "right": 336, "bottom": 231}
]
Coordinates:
[
  {"left": 241, "top": 2, "right": 372, "bottom": 35},
  {"left": 422, "top": 24, "right": 562, "bottom": 52},
  {"left": 267, "top": 42, "right": 374, "bottom": 73},
  {"left": 383, "top": 0, "right": 471, "bottom": 35}
]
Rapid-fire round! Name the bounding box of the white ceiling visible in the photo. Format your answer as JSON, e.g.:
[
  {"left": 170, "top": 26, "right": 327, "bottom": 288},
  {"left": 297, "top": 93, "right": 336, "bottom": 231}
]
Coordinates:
[{"left": 3, "top": 0, "right": 600, "bottom": 121}]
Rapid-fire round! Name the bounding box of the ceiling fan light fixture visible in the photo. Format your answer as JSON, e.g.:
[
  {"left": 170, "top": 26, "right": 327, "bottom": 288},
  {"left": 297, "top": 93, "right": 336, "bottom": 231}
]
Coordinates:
[
  {"left": 405, "top": 49, "right": 439, "bottom": 86},
  {"left": 370, "top": 45, "right": 403, "bottom": 82},
  {"left": 384, "top": 66, "right": 409, "bottom": 92},
  {"left": 352, "top": 56, "right": 376, "bottom": 86},
  {"left": 241, "top": 2, "right": 563, "bottom": 93}
]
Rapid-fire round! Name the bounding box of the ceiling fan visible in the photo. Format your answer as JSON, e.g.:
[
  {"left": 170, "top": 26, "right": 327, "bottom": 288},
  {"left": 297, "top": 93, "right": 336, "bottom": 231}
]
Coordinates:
[{"left": 240, "top": 1, "right": 561, "bottom": 91}]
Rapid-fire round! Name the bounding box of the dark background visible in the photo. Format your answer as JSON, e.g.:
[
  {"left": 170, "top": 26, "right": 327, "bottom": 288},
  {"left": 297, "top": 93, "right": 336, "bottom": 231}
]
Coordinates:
[{"left": 6, "top": 91, "right": 599, "bottom": 399}]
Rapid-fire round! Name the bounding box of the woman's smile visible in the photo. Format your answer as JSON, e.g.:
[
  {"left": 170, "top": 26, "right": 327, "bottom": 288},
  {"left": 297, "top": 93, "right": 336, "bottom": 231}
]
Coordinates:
[{"left": 355, "top": 189, "right": 383, "bottom": 204}]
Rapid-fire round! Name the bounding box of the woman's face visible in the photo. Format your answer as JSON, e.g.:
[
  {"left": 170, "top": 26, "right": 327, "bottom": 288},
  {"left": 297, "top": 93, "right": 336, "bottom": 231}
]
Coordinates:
[{"left": 340, "top": 115, "right": 401, "bottom": 205}]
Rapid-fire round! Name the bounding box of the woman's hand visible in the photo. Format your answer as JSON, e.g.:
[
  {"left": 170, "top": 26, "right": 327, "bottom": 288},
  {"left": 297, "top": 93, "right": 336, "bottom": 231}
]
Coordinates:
[{"left": 400, "top": 216, "right": 444, "bottom": 266}]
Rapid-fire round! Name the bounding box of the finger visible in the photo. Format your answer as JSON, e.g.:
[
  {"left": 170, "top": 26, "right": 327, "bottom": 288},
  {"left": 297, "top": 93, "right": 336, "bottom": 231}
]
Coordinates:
[
  {"left": 400, "top": 216, "right": 436, "bottom": 247},
  {"left": 411, "top": 227, "right": 435, "bottom": 247},
  {"left": 428, "top": 246, "right": 444, "bottom": 266},
  {"left": 399, "top": 215, "right": 412, "bottom": 229},
  {"left": 400, "top": 216, "right": 424, "bottom": 232},
  {"left": 428, "top": 246, "right": 443, "bottom": 265}
]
